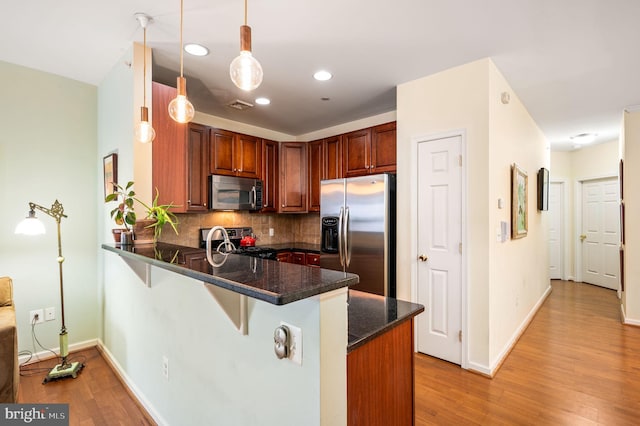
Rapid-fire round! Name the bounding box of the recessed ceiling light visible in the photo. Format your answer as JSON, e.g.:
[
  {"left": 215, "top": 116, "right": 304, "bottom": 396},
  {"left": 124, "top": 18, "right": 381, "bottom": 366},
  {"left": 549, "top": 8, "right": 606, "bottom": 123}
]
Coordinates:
[
  {"left": 184, "top": 43, "right": 209, "bottom": 56},
  {"left": 255, "top": 97, "right": 270, "bottom": 105},
  {"left": 313, "top": 70, "right": 332, "bottom": 81},
  {"left": 570, "top": 133, "right": 597, "bottom": 145}
]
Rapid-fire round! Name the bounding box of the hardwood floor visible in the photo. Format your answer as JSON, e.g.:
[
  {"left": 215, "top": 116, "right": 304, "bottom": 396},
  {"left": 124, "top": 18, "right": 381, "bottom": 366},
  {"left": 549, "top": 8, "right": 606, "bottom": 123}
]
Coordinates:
[
  {"left": 415, "top": 280, "right": 640, "bottom": 425},
  {"left": 17, "top": 346, "right": 154, "bottom": 426}
]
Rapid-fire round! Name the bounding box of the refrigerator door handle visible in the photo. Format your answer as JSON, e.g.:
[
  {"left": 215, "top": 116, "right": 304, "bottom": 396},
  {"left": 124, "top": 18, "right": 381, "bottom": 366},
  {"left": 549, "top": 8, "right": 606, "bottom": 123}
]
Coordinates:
[
  {"left": 344, "top": 206, "right": 351, "bottom": 267},
  {"left": 338, "top": 207, "right": 345, "bottom": 267}
]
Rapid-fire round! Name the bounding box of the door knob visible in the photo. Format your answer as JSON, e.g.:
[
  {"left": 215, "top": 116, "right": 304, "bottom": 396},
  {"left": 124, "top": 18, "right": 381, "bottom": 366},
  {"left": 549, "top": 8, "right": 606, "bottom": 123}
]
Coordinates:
[
  {"left": 419, "top": 254, "right": 428, "bottom": 262},
  {"left": 580, "top": 234, "right": 587, "bottom": 242}
]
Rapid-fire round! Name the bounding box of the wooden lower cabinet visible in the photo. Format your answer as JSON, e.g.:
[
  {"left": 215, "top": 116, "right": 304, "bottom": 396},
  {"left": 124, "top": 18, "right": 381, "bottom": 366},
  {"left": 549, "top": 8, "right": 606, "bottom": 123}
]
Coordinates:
[
  {"left": 276, "top": 252, "right": 292, "bottom": 263},
  {"left": 306, "top": 253, "right": 320, "bottom": 267},
  {"left": 347, "top": 320, "right": 415, "bottom": 426}
]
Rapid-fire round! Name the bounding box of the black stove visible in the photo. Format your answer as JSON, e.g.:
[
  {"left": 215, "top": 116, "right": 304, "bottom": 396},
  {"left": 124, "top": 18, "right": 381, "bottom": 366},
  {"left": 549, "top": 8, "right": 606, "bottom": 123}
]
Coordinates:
[{"left": 199, "top": 227, "right": 278, "bottom": 260}]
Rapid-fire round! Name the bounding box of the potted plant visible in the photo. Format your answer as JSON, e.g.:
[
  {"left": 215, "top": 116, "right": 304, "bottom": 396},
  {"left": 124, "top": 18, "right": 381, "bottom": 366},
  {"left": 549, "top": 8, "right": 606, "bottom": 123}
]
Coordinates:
[
  {"left": 135, "top": 189, "right": 179, "bottom": 243},
  {"left": 105, "top": 181, "right": 179, "bottom": 245},
  {"left": 105, "top": 181, "right": 136, "bottom": 244}
]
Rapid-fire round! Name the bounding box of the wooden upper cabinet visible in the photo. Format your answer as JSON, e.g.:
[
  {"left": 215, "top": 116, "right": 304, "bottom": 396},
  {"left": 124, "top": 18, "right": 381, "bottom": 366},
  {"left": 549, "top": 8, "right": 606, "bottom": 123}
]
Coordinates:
[
  {"left": 279, "top": 142, "right": 308, "bottom": 213},
  {"left": 210, "top": 129, "right": 261, "bottom": 179},
  {"left": 235, "top": 133, "right": 261, "bottom": 178},
  {"left": 324, "top": 135, "right": 342, "bottom": 180},
  {"left": 186, "top": 123, "right": 210, "bottom": 212},
  {"left": 261, "top": 139, "right": 279, "bottom": 212},
  {"left": 209, "top": 128, "right": 235, "bottom": 175},
  {"left": 343, "top": 128, "right": 372, "bottom": 177},
  {"left": 151, "top": 82, "right": 208, "bottom": 214},
  {"left": 370, "top": 121, "right": 397, "bottom": 174},
  {"left": 343, "top": 122, "right": 396, "bottom": 177},
  {"left": 308, "top": 140, "right": 323, "bottom": 212}
]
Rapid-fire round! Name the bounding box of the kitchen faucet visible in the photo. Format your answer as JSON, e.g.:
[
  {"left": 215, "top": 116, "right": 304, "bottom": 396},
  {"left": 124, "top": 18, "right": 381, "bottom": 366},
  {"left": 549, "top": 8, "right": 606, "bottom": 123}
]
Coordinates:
[{"left": 205, "top": 226, "right": 235, "bottom": 267}]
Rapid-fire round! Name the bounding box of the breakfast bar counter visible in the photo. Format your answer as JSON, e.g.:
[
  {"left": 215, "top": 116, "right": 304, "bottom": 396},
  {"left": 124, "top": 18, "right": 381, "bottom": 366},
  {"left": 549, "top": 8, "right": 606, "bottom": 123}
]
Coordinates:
[{"left": 102, "top": 242, "right": 358, "bottom": 305}]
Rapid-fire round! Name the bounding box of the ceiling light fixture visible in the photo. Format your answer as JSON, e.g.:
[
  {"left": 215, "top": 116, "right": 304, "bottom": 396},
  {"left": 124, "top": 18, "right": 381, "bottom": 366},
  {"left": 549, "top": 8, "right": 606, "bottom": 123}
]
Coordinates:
[
  {"left": 184, "top": 43, "right": 209, "bottom": 56},
  {"left": 168, "top": 0, "right": 195, "bottom": 123},
  {"left": 229, "top": 0, "right": 263, "bottom": 91},
  {"left": 313, "top": 70, "right": 332, "bottom": 81},
  {"left": 570, "top": 133, "right": 597, "bottom": 145},
  {"left": 255, "top": 97, "right": 270, "bottom": 105},
  {"left": 134, "top": 14, "right": 156, "bottom": 144}
]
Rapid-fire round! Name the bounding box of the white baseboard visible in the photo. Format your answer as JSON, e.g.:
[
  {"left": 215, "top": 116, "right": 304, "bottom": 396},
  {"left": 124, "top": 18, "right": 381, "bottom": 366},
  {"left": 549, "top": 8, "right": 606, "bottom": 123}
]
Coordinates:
[
  {"left": 96, "top": 340, "right": 168, "bottom": 426},
  {"left": 487, "top": 284, "right": 552, "bottom": 376},
  {"left": 620, "top": 304, "right": 640, "bottom": 326},
  {"left": 19, "top": 338, "right": 98, "bottom": 365},
  {"left": 466, "top": 361, "right": 492, "bottom": 376}
]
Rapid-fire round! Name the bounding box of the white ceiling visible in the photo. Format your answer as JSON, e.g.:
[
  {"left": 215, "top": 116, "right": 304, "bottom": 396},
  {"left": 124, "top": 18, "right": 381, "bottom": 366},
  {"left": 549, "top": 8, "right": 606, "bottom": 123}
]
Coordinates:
[{"left": 3, "top": 0, "right": 639, "bottom": 150}]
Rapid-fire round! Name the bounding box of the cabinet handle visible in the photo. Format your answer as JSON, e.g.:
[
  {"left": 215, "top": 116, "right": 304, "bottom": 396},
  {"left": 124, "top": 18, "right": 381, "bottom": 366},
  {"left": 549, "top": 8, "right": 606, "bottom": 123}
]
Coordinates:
[
  {"left": 264, "top": 204, "right": 268, "bottom": 207},
  {"left": 187, "top": 200, "right": 191, "bottom": 204},
  {"left": 371, "top": 164, "right": 375, "bottom": 169},
  {"left": 282, "top": 204, "right": 285, "bottom": 207}
]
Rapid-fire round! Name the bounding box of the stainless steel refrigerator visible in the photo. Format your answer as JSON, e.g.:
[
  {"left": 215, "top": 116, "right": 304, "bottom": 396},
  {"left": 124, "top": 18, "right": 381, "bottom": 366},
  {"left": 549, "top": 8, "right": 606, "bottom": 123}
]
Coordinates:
[{"left": 320, "top": 173, "right": 396, "bottom": 297}]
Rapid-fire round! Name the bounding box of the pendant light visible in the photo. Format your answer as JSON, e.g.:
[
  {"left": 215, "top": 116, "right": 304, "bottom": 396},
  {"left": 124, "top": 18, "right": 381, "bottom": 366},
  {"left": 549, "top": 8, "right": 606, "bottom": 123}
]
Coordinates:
[
  {"left": 134, "top": 14, "right": 156, "bottom": 144},
  {"left": 229, "top": 0, "right": 263, "bottom": 91},
  {"left": 168, "top": 0, "right": 195, "bottom": 123}
]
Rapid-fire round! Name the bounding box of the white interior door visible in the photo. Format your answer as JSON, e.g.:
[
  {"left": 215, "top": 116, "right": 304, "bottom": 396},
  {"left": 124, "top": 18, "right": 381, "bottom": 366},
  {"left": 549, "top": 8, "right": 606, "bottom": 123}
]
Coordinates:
[
  {"left": 549, "top": 182, "right": 564, "bottom": 280},
  {"left": 416, "top": 135, "right": 462, "bottom": 365},
  {"left": 581, "top": 178, "right": 619, "bottom": 289}
]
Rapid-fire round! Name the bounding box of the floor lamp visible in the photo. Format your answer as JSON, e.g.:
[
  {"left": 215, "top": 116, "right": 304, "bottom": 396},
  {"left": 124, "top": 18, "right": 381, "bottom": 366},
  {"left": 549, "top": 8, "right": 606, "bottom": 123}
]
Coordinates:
[{"left": 15, "top": 200, "right": 84, "bottom": 383}]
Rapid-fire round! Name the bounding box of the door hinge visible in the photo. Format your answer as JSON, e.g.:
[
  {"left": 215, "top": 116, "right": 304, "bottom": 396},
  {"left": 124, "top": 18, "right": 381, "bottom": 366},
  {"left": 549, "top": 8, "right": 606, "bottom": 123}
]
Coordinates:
[
  {"left": 458, "top": 330, "right": 462, "bottom": 342},
  {"left": 458, "top": 155, "right": 462, "bottom": 167},
  {"left": 459, "top": 243, "right": 462, "bottom": 254}
]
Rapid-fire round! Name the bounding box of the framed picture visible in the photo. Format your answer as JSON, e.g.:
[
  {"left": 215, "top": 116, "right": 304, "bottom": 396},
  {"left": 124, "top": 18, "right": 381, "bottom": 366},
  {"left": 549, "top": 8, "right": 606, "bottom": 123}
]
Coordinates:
[
  {"left": 511, "top": 163, "right": 528, "bottom": 239},
  {"left": 537, "top": 167, "right": 549, "bottom": 211},
  {"left": 103, "top": 153, "right": 118, "bottom": 197}
]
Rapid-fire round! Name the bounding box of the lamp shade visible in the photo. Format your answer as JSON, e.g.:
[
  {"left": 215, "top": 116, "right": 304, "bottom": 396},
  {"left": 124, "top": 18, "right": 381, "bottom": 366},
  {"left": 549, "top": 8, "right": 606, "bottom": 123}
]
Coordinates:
[{"left": 15, "top": 211, "right": 46, "bottom": 235}]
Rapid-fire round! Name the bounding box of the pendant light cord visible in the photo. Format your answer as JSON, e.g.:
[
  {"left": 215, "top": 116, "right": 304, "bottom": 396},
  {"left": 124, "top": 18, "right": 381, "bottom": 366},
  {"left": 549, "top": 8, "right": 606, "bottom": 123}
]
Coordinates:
[
  {"left": 180, "top": 0, "right": 184, "bottom": 77},
  {"left": 244, "top": 0, "right": 248, "bottom": 25},
  {"left": 142, "top": 25, "right": 147, "bottom": 108}
]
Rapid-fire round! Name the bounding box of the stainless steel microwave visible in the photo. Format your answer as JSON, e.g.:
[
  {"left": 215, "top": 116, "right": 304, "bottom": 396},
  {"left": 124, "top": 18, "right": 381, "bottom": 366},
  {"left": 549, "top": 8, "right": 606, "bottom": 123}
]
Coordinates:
[{"left": 208, "top": 175, "right": 263, "bottom": 211}]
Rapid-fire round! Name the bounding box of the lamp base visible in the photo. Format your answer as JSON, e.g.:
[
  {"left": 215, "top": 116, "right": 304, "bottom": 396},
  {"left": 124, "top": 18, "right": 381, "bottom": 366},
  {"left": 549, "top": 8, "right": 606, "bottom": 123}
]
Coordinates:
[{"left": 43, "top": 361, "right": 84, "bottom": 384}]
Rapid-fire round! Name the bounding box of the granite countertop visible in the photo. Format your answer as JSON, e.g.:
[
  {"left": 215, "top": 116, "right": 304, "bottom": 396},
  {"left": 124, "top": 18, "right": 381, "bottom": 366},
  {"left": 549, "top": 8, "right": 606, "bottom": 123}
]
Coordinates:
[
  {"left": 347, "top": 290, "right": 425, "bottom": 352},
  {"left": 265, "top": 243, "right": 321, "bottom": 253},
  {"left": 102, "top": 243, "right": 358, "bottom": 305}
]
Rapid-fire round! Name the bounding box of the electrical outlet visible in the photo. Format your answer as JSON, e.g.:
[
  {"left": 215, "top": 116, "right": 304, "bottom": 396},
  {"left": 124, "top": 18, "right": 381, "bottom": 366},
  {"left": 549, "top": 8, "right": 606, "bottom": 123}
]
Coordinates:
[
  {"left": 281, "top": 322, "right": 302, "bottom": 365},
  {"left": 44, "top": 307, "right": 56, "bottom": 321},
  {"left": 162, "top": 355, "right": 169, "bottom": 380},
  {"left": 29, "top": 309, "right": 44, "bottom": 325},
  {"left": 269, "top": 228, "right": 274, "bottom": 237}
]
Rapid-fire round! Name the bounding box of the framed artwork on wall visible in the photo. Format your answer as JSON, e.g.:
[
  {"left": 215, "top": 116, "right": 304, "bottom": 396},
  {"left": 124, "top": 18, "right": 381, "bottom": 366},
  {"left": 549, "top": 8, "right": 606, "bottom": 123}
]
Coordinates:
[
  {"left": 511, "top": 163, "right": 528, "bottom": 239},
  {"left": 537, "top": 167, "right": 549, "bottom": 211},
  {"left": 103, "top": 153, "right": 118, "bottom": 197}
]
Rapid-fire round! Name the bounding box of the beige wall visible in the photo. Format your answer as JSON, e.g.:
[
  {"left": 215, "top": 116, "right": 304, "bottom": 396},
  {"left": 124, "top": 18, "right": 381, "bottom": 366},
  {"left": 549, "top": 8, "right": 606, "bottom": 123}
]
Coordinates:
[
  {"left": 397, "top": 58, "right": 549, "bottom": 374},
  {"left": 621, "top": 110, "right": 640, "bottom": 322},
  {"left": 550, "top": 140, "right": 619, "bottom": 280}
]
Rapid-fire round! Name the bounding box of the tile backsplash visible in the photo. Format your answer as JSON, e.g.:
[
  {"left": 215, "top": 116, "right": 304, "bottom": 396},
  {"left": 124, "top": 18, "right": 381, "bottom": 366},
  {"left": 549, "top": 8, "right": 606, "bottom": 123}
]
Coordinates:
[{"left": 159, "top": 211, "right": 321, "bottom": 248}]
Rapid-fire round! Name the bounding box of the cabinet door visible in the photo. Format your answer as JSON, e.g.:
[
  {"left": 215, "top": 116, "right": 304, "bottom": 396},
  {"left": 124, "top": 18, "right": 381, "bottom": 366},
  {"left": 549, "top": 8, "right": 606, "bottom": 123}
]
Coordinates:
[
  {"left": 152, "top": 82, "right": 188, "bottom": 213},
  {"left": 324, "top": 135, "right": 342, "bottom": 180},
  {"left": 306, "top": 253, "right": 320, "bottom": 267},
  {"left": 277, "top": 252, "right": 292, "bottom": 263},
  {"left": 186, "top": 123, "right": 209, "bottom": 212},
  {"left": 371, "top": 122, "right": 396, "bottom": 173},
  {"left": 308, "top": 140, "right": 323, "bottom": 212},
  {"left": 343, "top": 128, "right": 371, "bottom": 177},
  {"left": 291, "top": 252, "right": 306, "bottom": 265},
  {"left": 210, "top": 128, "right": 235, "bottom": 176},
  {"left": 261, "top": 139, "right": 279, "bottom": 212},
  {"left": 236, "top": 133, "right": 261, "bottom": 178},
  {"left": 279, "top": 142, "right": 308, "bottom": 213}
]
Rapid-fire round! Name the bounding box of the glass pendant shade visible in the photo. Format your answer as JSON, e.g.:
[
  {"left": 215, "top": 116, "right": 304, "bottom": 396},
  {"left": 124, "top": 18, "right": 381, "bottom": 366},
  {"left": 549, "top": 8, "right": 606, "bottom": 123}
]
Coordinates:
[
  {"left": 15, "top": 211, "right": 46, "bottom": 235},
  {"left": 135, "top": 106, "right": 156, "bottom": 143},
  {"left": 230, "top": 25, "right": 263, "bottom": 91},
  {"left": 168, "top": 76, "right": 195, "bottom": 123}
]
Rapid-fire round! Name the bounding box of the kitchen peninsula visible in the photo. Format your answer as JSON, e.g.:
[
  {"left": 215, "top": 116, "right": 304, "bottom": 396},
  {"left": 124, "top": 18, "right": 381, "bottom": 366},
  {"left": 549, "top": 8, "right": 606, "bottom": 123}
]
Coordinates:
[{"left": 101, "top": 242, "right": 423, "bottom": 425}]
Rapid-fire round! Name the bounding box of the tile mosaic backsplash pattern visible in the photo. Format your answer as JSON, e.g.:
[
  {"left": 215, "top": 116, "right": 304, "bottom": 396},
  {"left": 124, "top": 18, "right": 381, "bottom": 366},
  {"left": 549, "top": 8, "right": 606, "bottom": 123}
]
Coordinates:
[{"left": 158, "top": 211, "right": 321, "bottom": 248}]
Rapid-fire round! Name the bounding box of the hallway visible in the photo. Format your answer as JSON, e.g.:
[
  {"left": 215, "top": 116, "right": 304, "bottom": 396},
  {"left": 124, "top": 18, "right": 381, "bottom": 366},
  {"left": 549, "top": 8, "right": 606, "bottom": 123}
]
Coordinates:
[{"left": 415, "top": 280, "right": 640, "bottom": 425}]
